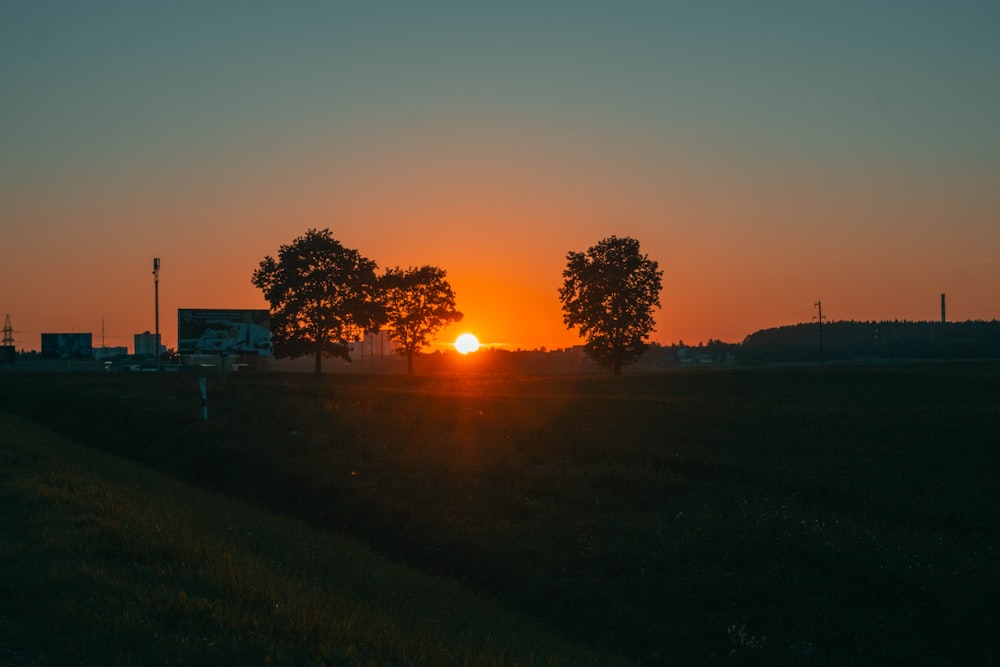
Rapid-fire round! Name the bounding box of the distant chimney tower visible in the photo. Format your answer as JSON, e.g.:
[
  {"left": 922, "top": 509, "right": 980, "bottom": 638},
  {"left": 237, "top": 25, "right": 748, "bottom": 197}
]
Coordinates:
[{"left": 941, "top": 293, "right": 946, "bottom": 323}]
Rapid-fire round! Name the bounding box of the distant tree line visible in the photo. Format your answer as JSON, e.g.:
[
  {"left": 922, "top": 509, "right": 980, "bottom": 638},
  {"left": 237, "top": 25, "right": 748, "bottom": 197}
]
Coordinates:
[
  {"left": 255, "top": 230, "right": 665, "bottom": 375},
  {"left": 252, "top": 229, "right": 463, "bottom": 375},
  {"left": 255, "top": 230, "right": 1000, "bottom": 371},
  {"left": 740, "top": 320, "right": 1000, "bottom": 363}
]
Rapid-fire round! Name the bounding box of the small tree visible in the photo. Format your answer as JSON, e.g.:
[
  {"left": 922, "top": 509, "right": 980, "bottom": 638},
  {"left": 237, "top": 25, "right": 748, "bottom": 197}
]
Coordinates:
[
  {"left": 558, "top": 235, "right": 663, "bottom": 375},
  {"left": 381, "top": 265, "right": 463, "bottom": 374},
  {"left": 251, "top": 229, "right": 383, "bottom": 374}
]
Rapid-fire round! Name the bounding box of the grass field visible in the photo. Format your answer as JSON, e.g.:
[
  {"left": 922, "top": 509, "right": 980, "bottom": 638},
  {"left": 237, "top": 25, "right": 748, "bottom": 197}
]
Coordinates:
[
  {"left": 0, "top": 411, "right": 633, "bottom": 666},
  {"left": 2, "top": 362, "right": 998, "bottom": 665}
]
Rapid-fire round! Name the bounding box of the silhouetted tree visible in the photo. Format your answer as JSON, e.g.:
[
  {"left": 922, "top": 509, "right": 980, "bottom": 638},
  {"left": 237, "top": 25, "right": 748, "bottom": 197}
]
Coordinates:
[
  {"left": 251, "top": 229, "right": 383, "bottom": 374},
  {"left": 380, "top": 265, "right": 463, "bottom": 374},
  {"left": 559, "top": 235, "right": 662, "bottom": 375}
]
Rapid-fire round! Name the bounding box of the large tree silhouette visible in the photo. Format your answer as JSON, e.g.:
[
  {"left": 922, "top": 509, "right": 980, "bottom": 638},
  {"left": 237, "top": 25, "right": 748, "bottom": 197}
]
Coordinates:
[
  {"left": 251, "top": 229, "right": 383, "bottom": 374},
  {"left": 380, "top": 265, "right": 463, "bottom": 374},
  {"left": 559, "top": 235, "right": 663, "bottom": 375}
]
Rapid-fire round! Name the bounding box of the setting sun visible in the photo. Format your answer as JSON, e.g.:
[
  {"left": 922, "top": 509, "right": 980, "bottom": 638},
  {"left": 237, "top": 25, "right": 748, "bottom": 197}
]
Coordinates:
[{"left": 454, "top": 333, "right": 480, "bottom": 354}]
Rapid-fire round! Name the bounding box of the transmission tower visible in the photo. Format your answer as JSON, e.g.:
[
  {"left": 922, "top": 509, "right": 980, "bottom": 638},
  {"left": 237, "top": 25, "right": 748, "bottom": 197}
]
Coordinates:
[{"left": 2, "top": 314, "right": 13, "bottom": 346}]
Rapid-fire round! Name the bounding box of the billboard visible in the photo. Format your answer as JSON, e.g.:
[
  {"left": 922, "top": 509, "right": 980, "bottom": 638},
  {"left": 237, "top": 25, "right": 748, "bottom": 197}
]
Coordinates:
[
  {"left": 178, "top": 309, "right": 272, "bottom": 355},
  {"left": 41, "top": 333, "right": 93, "bottom": 358}
]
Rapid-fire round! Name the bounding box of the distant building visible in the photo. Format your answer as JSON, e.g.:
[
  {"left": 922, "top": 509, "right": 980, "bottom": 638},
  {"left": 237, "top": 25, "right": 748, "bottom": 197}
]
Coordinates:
[
  {"left": 349, "top": 330, "right": 397, "bottom": 360},
  {"left": 134, "top": 331, "right": 163, "bottom": 357},
  {"left": 676, "top": 344, "right": 713, "bottom": 364}
]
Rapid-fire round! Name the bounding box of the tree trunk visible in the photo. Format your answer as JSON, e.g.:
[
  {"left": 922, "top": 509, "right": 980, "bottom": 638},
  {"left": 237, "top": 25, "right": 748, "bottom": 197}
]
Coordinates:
[
  {"left": 314, "top": 343, "right": 322, "bottom": 375},
  {"left": 406, "top": 351, "right": 414, "bottom": 375}
]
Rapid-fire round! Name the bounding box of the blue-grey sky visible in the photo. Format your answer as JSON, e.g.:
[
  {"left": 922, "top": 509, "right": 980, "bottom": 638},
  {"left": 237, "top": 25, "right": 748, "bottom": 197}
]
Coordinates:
[{"left": 3, "top": 2, "right": 999, "bottom": 349}]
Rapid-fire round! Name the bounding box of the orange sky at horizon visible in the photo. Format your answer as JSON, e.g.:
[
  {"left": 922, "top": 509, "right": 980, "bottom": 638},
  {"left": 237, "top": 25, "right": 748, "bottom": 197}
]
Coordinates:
[{"left": 4, "top": 127, "right": 998, "bottom": 355}]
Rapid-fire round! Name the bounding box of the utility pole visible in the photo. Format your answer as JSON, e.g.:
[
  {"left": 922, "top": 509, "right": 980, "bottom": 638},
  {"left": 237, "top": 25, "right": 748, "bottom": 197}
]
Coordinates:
[
  {"left": 153, "top": 258, "right": 161, "bottom": 370},
  {"left": 814, "top": 301, "right": 826, "bottom": 364}
]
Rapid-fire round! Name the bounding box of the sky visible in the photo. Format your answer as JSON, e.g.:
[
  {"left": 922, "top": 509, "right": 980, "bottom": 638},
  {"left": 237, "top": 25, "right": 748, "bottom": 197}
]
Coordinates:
[{"left": 2, "top": 1, "right": 999, "bottom": 353}]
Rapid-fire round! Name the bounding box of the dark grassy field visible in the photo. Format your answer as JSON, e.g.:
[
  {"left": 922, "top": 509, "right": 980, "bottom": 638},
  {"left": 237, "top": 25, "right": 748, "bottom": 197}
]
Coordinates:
[
  {"left": 2, "top": 362, "right": 998, "bottom": 665},
  {"left": 0, "top": 412, "right": 630, "bottom": 666}
]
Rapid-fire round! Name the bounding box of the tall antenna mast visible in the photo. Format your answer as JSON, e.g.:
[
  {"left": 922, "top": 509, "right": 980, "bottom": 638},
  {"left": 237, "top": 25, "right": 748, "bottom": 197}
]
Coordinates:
[{"left": 153, "top": 258, "right": 161, "bottom": 367}]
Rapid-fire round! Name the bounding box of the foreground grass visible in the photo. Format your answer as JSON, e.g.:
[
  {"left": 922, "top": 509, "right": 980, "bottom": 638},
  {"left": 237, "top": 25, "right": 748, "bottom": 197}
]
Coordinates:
[
  {"left": 2, "top": 363, "right": 999, "bottom": 664},
  {"left": 0, "top": 412, "right": 633, "bottom": 666}
]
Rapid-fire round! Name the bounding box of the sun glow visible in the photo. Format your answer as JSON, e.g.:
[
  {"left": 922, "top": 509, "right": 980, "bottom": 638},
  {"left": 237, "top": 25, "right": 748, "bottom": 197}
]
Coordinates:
[{"left": 454, "top": 333, "right": 480, "bottom": 354}]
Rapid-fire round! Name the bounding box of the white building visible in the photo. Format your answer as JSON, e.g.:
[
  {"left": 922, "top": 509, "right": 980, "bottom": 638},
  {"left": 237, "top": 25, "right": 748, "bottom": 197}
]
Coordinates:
[{"left": 134, "top": 331, "right": 164, "bottom": 356}]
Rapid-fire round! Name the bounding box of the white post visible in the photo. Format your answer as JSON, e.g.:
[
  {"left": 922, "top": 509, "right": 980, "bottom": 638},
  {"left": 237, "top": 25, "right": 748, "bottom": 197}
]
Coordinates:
[{"left": 199, "top": 377, "right": 208, "bottom": 421}]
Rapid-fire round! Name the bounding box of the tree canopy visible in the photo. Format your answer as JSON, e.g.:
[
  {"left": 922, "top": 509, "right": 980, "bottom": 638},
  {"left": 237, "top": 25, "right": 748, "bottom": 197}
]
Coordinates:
[
  {"left": 251, "top": 229, "right": 383, "bottom": 374},
  {"left": 380, "top": 265, "right": 463, "bottom": 374},
  {"left": 558, "top": 235, "right": 663, "bottom": 375}
]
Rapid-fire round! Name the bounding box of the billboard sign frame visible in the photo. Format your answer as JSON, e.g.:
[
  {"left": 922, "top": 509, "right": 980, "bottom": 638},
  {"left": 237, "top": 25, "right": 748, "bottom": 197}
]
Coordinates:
[
  {"left": 177, "top": 309, "right": 272, "bottom": 356},
  {"left": 40, "top": 333, "right": 93, "bottom": 358}
]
